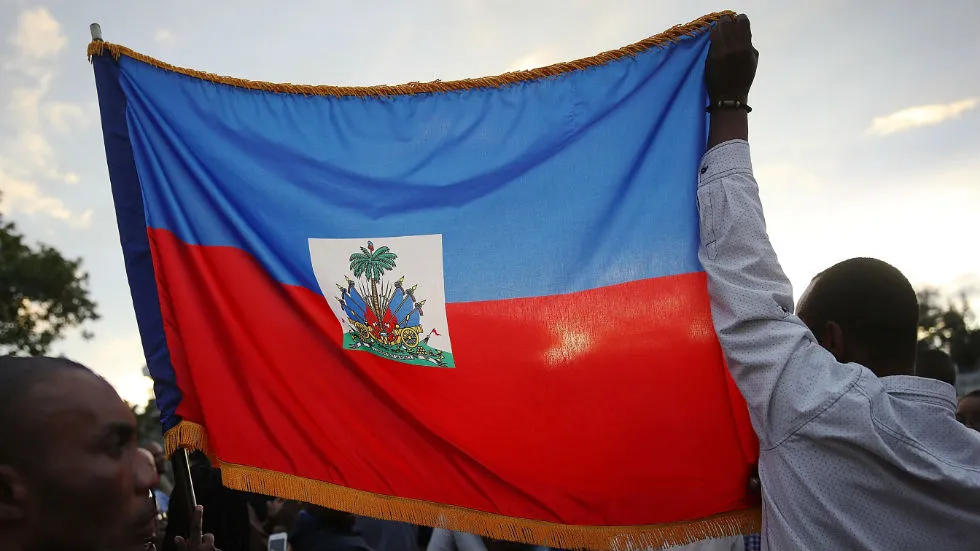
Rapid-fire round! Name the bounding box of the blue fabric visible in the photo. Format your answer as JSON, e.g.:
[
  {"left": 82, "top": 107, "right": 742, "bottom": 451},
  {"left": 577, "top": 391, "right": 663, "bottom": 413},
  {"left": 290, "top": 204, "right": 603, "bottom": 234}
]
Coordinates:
[
  {"left": 115, "top": 32, "right": 711, "bottom": 303},
  {"left": 93, "top": 55, "right": 182, "bottom": 430}
]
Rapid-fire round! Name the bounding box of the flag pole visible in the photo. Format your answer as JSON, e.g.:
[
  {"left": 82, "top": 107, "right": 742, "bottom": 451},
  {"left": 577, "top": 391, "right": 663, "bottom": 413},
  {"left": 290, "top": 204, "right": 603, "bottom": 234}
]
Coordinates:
[
  {"left": 171, "top": 448, "right": 199, "bottom": 541},
  {"left": 88, "top": 15, "right": 202, "bottom": 541},
  {"left": 172, "top": 448, "right": 198, "bottom": 508}
]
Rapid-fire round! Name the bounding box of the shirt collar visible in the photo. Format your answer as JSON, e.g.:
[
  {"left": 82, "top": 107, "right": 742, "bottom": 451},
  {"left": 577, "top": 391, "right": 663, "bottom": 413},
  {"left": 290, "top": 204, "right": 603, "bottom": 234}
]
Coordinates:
[{"left": 880, "top": 375, "right": 957, "bottom": 410}]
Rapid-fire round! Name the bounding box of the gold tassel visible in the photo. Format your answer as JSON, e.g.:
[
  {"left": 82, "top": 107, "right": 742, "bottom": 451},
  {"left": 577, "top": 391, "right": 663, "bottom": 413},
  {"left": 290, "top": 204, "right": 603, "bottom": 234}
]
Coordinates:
[
  {"left": 163, "top": 420, "right": 759, "bottom": 551},
  {"left": 163, "top": 420, "right": 214, "bottom": 463},
  {"left": 219, "top": 461, "right": 760, "bottom": 550},
  {"left": 86, "top": 11, "right": 734, "bottom": 98}
]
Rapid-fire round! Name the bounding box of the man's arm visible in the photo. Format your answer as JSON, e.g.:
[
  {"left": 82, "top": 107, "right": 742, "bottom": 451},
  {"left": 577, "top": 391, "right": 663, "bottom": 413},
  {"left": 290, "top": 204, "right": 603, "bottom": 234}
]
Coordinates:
[
  {"left": 699, "top": 16, "right": 860, "bottom": 447},
  {"left": 707, "top": 110, "right": 747, "bottom": 150}
]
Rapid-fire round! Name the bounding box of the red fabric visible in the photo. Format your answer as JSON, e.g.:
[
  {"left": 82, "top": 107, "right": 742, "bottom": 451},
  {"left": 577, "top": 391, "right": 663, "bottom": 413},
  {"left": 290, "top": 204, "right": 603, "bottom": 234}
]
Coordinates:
[{"left": 148, "top": 227, "right": 757, "bottom": 525}]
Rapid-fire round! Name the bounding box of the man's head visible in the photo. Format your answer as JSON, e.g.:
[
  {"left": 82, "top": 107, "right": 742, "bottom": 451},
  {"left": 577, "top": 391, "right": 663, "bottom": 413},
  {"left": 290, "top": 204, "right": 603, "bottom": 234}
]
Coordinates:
[
  {"left": 796, "top": 258, "right": 918, "bottom": 377},
  {"left": 916, "top": 348, "right": 956, "bottom": 387},
  {"left": 0, "top": 356, "right": 157, "bottom": 551},
  {"left": 957, "top": 390, "right": 980, "bottom": 432},
  {"left": 144, "top": 441, "right": 167, "bottom": 477}
]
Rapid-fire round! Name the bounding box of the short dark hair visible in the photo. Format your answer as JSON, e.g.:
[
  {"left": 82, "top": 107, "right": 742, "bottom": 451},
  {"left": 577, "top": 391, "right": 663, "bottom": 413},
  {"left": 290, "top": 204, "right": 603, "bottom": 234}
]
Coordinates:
[
  {"left": 800, "top": 258, "right": 918, "bottom": 373},
  {"left": 916, "top": 348, "right": 956, "bottom": 386},
  {"left": 0, "top": 356, "right": 95, "bottom": 463}
]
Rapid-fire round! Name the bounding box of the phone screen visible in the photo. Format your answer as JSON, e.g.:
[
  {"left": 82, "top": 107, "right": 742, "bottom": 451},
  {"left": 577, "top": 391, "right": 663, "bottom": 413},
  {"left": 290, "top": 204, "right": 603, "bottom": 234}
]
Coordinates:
[{"left": 268, "top": 533, "right": 287, "bottom": 551}]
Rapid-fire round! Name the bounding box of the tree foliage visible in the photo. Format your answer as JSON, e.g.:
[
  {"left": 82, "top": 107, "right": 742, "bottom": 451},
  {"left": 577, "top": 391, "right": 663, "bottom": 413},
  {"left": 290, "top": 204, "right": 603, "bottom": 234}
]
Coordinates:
[
  {"left": 918, "top": 287, "right": 980, "bottom": 372},
  {"left": 0, "top": 211, "right": 98, "bottom": 355}
]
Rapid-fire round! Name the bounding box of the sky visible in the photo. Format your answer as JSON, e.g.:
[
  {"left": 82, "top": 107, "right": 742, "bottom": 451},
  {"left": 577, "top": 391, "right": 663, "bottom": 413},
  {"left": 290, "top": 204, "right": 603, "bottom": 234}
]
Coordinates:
[{"left": 1, "top": 0, "right": 978, "bottom": 405}]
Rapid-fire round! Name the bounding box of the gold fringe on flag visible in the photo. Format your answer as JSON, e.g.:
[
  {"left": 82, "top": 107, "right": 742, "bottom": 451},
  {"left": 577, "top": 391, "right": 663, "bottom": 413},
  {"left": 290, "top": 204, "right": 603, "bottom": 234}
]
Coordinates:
[
  {"left": 163, "top": 419, "right": 214, "bottom": 463},
  {"left": 87, "top": 11, "right": 734, "bottom": 98},
  {"left": 165, "top": 420, "right": 760, "bottom": 551}
]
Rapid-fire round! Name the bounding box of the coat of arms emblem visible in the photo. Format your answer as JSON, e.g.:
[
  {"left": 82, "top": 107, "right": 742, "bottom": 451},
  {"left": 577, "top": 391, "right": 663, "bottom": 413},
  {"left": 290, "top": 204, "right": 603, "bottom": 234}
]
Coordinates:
[{"left": 309, "top": 235, "right": 455, "bottom": 367}]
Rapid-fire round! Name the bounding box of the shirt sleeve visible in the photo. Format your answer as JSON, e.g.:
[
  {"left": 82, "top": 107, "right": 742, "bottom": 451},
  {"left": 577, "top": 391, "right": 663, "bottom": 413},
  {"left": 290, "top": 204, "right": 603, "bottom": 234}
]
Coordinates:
[{"left": 696, "top": 140, "right": 860, "bottom": 448}]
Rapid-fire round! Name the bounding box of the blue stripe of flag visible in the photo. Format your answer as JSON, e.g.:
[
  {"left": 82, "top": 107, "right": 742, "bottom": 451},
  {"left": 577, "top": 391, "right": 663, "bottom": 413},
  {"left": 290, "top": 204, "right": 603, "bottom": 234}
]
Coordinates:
[{"left": 119, "top": 32, "right": 710, "bottom": 303}]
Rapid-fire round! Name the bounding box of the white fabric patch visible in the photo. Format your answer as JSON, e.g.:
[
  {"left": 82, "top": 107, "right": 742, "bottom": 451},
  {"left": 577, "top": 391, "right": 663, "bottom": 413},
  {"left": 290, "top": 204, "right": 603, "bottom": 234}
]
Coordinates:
[{"left": 309, "top": 234, "right": 454, "bottom": 367}]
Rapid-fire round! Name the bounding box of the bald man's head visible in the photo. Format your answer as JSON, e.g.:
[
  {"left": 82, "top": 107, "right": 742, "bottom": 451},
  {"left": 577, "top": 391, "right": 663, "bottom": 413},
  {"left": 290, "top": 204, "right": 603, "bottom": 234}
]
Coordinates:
[
  {"left": 0, "top": 356, "right": 157, "bottom": 551},
  {"left": 797, "top": 258, "right": 918, "bottom": 377},
  {"left": 0, "top": 357, "right": 94, "bottom": 460}
]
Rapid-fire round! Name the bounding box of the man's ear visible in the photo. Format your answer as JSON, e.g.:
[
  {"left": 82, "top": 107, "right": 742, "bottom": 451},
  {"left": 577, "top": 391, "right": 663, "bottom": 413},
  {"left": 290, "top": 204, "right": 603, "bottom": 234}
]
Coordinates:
[
  {"left": 820, "top": 321, "right": 847, "bottom": 363},
  {"left": 0, "top": 465, "right": 27, "bottom": 521}
]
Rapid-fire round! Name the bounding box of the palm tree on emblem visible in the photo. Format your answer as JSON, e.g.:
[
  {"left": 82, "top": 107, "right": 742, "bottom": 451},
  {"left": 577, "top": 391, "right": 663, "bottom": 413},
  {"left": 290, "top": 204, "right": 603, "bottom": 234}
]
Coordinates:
[{"left": 348, "top": 241, "right": 397, "bottom": 320}]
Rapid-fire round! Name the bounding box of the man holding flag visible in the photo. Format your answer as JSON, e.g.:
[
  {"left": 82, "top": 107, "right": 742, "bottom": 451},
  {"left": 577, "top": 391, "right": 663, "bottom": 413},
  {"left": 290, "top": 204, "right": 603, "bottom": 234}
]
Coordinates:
[
  {"left": 84, "top": 9, "right": 980, "bottom": 548},
  {"left": 700, "top": 14, "right": 980, "bottom": 550},
  {"left": 89, "top": 12, "right": 763, "bottom": 548}
]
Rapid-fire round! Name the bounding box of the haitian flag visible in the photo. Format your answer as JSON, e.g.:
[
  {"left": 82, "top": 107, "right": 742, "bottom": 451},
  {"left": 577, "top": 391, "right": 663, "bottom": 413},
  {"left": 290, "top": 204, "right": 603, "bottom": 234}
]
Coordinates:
[{"left": 91, "top": 11, "right": 758, "bottom": 549}]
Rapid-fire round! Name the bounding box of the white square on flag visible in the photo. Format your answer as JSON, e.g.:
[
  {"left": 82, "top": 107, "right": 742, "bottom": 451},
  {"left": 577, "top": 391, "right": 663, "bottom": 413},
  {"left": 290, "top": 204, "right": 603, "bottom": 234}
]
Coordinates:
[{"left": 309, "top": 234, "right": 455, "bottom": 367}]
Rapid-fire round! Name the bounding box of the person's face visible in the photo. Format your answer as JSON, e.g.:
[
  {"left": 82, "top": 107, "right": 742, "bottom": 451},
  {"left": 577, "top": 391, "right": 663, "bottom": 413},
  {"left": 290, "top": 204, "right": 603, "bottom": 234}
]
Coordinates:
[
  {"left": 18, "top": 370, "right": 157, "bottom": 551},
  {"left": 146, "top": 442, "right": 167, "bottom": 475},
  {"left": 956, "top": 396, "right": 980, "bottom": 432}
]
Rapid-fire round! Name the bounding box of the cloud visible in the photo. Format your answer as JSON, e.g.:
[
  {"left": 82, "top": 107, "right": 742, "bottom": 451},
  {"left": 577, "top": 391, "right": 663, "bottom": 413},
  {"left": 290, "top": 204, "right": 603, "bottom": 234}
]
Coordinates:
[
  {"left": 44, "top": 101, "right": 91, "bottom": 133},
  {"left": 867, "top": 97, "right": 979, "bottom": 136},
  {"left": 0, "top": 167, "right": 92, "bottom": 228},
  {"left": 755, "top": 162, "right": 825, "bottom": 192},
  {"left": 1, "top": 8, "right": 89, "bottom": 216},
  {"left": 5, "top": 81, "right": 86, "bottom": 184},
  {"left": 507, "top": 49, "right": 556, "bottom": 72},
  {"left": 9, "top": 8, "right": 67, "bottom": 59},
  {"left": 8, "top": 76, "right": 52, "bottom": 127},
  {"left": 754, "top": 158, "right": 980, "bottom": 308},
  {"left": 154, "top": 29, "right": 176, "bottom": 45}
]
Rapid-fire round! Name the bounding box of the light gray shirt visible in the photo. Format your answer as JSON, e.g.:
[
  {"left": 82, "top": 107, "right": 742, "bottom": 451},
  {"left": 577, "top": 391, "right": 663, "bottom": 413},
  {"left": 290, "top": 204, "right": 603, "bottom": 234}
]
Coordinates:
[
  {"left": 426, "top": 529, "right": 488, "bottom": 551},
  {"left": 696, "top": 140, "right": 980, "bottom": 550}
]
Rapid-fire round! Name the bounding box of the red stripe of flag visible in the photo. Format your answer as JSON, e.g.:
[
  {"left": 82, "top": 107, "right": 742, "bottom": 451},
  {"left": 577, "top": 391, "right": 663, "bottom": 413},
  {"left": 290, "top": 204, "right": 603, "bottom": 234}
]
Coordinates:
[{"left": 148, "top": 227, "right": 757, "bottom": 525}]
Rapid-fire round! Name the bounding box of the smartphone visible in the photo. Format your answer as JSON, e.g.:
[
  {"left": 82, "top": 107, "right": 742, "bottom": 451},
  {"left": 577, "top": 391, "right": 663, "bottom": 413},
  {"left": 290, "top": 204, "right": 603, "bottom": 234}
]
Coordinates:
[{"left": 268, "top": 532, "right": 287, "bottom": 551}]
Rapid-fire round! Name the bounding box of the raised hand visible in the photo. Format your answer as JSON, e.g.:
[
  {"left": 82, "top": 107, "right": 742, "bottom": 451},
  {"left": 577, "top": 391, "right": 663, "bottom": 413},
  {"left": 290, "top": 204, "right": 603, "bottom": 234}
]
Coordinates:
[
  {"left": 174, "top": 505, "right": 221, "bottom": 551},
  {"left": 706, "top": 13, "right": 758, "bottom": 105},
  {"left": 705, "top": 14, "right": 758, "bottom": 148}
]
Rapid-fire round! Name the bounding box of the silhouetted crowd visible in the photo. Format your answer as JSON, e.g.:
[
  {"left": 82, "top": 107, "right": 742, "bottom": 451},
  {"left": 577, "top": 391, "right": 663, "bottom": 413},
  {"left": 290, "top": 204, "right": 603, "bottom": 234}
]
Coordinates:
[{"left": 0, "top": 350, "right": 977, "bottom": 550}]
